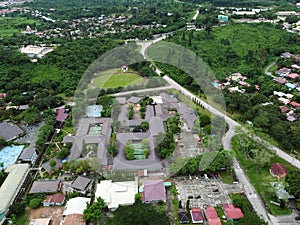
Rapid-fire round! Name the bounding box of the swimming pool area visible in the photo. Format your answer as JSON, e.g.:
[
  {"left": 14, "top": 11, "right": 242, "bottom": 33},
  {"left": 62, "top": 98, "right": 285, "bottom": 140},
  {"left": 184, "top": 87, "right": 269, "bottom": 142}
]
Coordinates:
[{"left": 0, "top": 145, "right": 24, "bottom": 168}]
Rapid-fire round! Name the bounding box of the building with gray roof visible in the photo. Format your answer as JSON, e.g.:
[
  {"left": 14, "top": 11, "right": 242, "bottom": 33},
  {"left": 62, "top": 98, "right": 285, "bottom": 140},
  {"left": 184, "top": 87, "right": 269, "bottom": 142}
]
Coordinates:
[
  {"left": 71, "top": 176, "right": 93, "bottom": 194},
  {"left": 127, "top": 96, "right": 142, "bottom": 104},
  {"left": 66, "top": 117, "right": 112, "bottom": 166},
  {"left": 18, "top": 145, "right": 37, "bottom": 164},
  {"left": 29, "top": 180, "right": 62, "bottom": 194},
  {"left": 0, "top": 121, "right": 24, "bottom": 141}
]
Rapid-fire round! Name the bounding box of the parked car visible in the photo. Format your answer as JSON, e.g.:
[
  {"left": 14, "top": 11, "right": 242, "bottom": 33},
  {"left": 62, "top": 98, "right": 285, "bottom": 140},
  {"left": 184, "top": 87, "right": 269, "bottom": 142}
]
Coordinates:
[
  {"left": 212, "top": 189, "right": 219, "bottom": 192},
  {"left": 188, "top": 195, "right": 194, "bottom": 199},
  {"left": 295, "top": 216, "right": 300, "bottom": 220},
  {"left": 195, "top": 194, "right": 201, "bottom": 199},
  {"left": 207, "top": 194, "right": 213, "bottom": 198}
]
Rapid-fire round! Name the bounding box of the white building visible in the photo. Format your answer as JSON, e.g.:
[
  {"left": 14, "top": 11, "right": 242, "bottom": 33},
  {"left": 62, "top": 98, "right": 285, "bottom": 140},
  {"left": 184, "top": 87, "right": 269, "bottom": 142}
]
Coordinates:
[
  {"left": 19, "top": 45, "right": 53, "bottom": 58},
  {"left": 0, "top": 164, "right": 30, "bottom": 225},
  {"left": 95, "top": 180, "right": 138, "bottom": 210},
  {"left": 63, "top": 197, "right": 90, "bottom": 216}
]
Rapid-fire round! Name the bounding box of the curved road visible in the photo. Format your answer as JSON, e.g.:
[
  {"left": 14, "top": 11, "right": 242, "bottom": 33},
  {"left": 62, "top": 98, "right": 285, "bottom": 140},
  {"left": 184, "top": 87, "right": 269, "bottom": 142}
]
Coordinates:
[
  {"left": 138, "top": 38, "right": 300, "bottom": 224},
  {"left": 264, "top": 61, "right": 276, "bottom": 78}
]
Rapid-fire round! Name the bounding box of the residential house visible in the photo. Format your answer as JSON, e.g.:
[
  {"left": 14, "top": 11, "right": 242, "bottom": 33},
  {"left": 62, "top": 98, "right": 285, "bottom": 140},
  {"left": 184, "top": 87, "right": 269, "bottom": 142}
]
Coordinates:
[
  {"left": 29, "top": 180, "right": 62, "bottom": 194},
  {"left": 286, "top": 82, "right": 297, "bottom": 89},
  {"left": 56, "top": 108, "right": 68, "bottom": 127},
  {"left": 190, "top": 208, "right": 204, "bottom": 223},
  {"left": 286, "top": 73, "right": 300, "bottom": 79},
  {"left": 205, "top": 207, "right": 221, "bottom": 225},
  {"left": 63, "top": 197, "right": 90, "bottom": 216},
  {"left": 142, "top": 179, "right": 166, "bottom": 203},
  {"left": 280, "top": 52, "right": 293, "bottom": 59},
  {"left": 290, "top": 101, "right": 300, "bottom": 109},
  {"left": 280, "top": 106, "right": 290, "bottom": 114},
  {"left": 278, "top": 97, "right": 290, "bottom": 105},
  {"left": 275, "top": 68, "right": 291, "bottom": 77},
  {"left": 178, "top": 209, "right": 190, "bottom": 224},
  {"left": 41, "top": 158, "right": 63, "bottom": 174},
  {"left": 217, "top": 15, "right": 229, "bottom": 22},
  {"left": 270, "top": 163, "right": 288, "bottom": 178},
  {"left": 127, "top": 96, "right": 142, "bottom": 104},
  {"left": 274, "top": 77, "right": 287, "bottom": 84},
  {"left": 43, "top": 193, "right": 65, "bottom": 206},
  {"left": 0, "top": 121, "right": 24, "bottom": 141},
  {"left": 95, "top": 180, "right": 138, "bottom": 210},
  {"left": 222, "top": 204, "right": 244, "bottom": 220},
  {"left": 71, "top": 176, "right": 93, "bottom": 194}
]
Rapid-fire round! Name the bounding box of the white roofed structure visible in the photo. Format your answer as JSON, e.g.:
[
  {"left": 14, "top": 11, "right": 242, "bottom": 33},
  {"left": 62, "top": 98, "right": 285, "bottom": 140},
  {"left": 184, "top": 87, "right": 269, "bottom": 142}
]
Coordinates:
[
  {"left": 0, "top": 164, "right": 30, "bottom": 225},
  {"left": 63, "top": 197, "right": 90, "bottom": 216},
  {"left": 95, "top": 180, "right": 138, "bottom": 210}
]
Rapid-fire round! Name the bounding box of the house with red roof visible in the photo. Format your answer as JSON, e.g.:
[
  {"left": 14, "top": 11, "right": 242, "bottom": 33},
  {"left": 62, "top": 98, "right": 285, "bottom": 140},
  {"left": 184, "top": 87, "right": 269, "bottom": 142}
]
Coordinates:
[
  {"left": 56, "top": 108, "right": 68, "bottom": 127},
  {"left": 190, "top": 208, "right": 204, "bottom": 223},
  {"left": 43, "top": 193, "right": 65, "bottom": 206},
  {"left": 222, "top": 204, "right": 244, "bottom": 220},
  {"left": 205, "top": 207, "right": 221, "bottom": 225},
  {"left": 290, "top": 101, "right": 300, "bottom": 109},
  {"left": 286, "top": 73, "right": 300, "bottom": 79},
  {"left": 274, "top": 77, "right": 287, "bottom": 84},
  {"left": 142, "top": 179, "right": 166, "bottom": 203},
  {"left": 270, "top": 163, "right": 288, "bottom": 178}
]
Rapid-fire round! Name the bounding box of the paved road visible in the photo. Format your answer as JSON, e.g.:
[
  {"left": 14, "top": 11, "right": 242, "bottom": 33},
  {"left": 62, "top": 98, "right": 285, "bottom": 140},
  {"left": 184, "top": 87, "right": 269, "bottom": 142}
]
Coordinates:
[
  {"left": 264, "top": 62, "right": 276, "bottom": 78},
  {"left": 137, "top": 37, "right": 300, "bottom": 224},
  {"left": 192, "top": 10, "right": 199, "bottom": 21}
]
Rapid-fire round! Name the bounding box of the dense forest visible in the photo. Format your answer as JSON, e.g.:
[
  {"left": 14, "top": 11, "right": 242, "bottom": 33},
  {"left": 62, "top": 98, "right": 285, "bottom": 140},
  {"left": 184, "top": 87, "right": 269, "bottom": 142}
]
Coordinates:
[
  {"left": 180, "top": 0, "right": 298, "bottom": 7},
  {"left": 158, "top": 23, "right": 300, "bottom": 152}
]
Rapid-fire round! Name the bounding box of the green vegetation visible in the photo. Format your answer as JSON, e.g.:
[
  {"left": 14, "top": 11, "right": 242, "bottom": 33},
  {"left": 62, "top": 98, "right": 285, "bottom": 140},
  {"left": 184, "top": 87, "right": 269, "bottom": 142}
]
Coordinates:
[
  {"left": 83, "top": 197, "right": 105, "bottom": 222},
  {"left": 125, "top": 141, "right": 135, "bottom": 160},
  {"left": 93, "top": 72, "right": 143, "bottom": 89},
  {"left": 0, "top": 17, "right": 39, "bottom": 37},
  {"left": 111, "top": 201, "right": 170, "bottom": 225},
  {"left": 29, "top": 198, "right": 42, "bottom": 209},
  {"left": 231, "top": 194, "right": 267, "bottom": 225},
  {"left": 232, "top": 130, "right": 297, "bottom": 216}
]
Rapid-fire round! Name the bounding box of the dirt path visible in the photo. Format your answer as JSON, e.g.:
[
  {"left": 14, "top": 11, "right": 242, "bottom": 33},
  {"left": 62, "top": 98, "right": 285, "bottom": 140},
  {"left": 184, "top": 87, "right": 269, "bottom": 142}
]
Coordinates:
[{"left": 29, "top": 206, "right": 64, "bottom": 225}]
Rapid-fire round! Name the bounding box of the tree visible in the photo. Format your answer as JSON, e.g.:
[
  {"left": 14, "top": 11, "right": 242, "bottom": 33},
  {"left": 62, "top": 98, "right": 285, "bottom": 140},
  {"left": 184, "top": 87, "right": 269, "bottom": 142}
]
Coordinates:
[
  {"left": 285, "top": 170, "right": 300, "bottom": 199},
  {"left": 29, "top": 198, "right": 42, "bottom": 209},
  {"left": 112, "top": 201, "right": 169, "bottom": 225},
  {"left": 49, "top": 159, "right": 57, "bottom": 168},
  {"left": 141, "top": 121, "right": 149, "bottom": 132},
  {"left": 8, "top": 201, "right": 26, "bottom": 217},
  {"left": 107, "top": 144, "right": 118, "bottom": 157},
  {"left": 83, "top": 197, "right": 105, "bottom": 222},
  {"left": 125, "top": 141, "right": 135, "bottom": 160}
]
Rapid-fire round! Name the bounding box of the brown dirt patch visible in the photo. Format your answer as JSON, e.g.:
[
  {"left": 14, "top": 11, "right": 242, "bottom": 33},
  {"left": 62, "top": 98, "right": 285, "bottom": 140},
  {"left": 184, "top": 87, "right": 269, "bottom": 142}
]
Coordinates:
[{"left": 28, "top": 206, "right": 64, "bottom": 225}]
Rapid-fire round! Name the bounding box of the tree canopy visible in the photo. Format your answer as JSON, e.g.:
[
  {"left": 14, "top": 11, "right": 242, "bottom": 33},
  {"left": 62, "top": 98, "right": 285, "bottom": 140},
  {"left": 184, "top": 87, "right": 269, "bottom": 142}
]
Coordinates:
[{"left": 83, "top": 197, "right": 105, "bottom": 222}]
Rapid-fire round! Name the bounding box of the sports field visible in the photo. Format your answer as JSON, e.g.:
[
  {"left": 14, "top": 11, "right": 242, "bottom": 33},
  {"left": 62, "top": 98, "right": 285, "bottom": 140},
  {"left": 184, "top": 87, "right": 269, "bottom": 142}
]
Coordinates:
[{"left": 93, "top": 69, "right": 143, "bottom": 89}]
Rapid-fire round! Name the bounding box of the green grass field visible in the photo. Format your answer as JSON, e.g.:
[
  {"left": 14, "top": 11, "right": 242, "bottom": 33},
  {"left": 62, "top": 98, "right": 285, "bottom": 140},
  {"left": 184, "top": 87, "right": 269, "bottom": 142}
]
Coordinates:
[
  {"left": 93, "top": 69, "right": 143, "bottom": 89},
  {"left": 0, "top": 17, "right": 40, "bottom": 37}
]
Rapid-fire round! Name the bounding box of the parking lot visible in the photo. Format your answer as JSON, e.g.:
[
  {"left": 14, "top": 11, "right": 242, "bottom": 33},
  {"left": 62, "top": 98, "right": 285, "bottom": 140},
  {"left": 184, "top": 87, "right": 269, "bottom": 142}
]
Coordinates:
[
  {"left": 175, "top": 176, "right": 233, "bottom": 208},
  {"left": 15, "top": 123, "right": 42, "bottom": 144}
]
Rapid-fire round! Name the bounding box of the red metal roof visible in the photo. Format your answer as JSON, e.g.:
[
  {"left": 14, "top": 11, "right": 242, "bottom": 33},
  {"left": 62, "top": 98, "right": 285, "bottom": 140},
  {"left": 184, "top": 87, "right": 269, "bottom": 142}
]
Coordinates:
[
  {"left": 44, "top": 193, "right": 65, "bottom": 204},
  {"left": 222, "top": 204, "right": 244, "bottom": 219},
  {"left": 190, "top": 208, "right": 204, "bottom": 222},
  {"left": 270, "top": 163, "right": 288, "bottom": 178},
  {"left": 205, "top": 207, "right": 219, "bottom": 219},
  {"left": 56, "top": 108, "right": 68, "bottom": 122},
  {"left": 290, "top": 101, "right": 300, "bottom": 108}
]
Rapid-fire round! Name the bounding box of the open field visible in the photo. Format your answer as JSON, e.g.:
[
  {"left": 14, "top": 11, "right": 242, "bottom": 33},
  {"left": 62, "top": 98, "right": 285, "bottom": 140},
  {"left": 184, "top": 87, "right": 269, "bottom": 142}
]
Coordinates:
[
  {"left": 0, "top": 17, "right": 39, "bottom": 37},
  {"left": 93, "top": 69, "right": 144, "bottom": 89}
]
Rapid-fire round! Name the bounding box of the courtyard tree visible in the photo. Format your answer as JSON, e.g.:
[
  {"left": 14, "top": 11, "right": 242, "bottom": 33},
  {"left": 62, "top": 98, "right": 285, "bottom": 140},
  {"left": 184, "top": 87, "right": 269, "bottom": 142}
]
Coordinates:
[
  {"left": 83, "top": 197, "right": 105, "bottom": 222},
  {"left": 142, "top": 139, "right": 149, "bottom": 158},
  {"left": 125, "top": 141, "right": 135, "bottom": 160},
  {"left": 141, "top": 121, "right": 149, "bottom": 132}
]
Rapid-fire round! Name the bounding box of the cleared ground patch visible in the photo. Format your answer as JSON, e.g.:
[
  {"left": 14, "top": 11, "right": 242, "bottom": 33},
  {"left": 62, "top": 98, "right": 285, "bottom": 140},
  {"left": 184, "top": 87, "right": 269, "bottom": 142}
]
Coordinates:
[
  {"left": 0, "top": 17, "right": 39, "bottom": 37},
  {"left": 93, "top": 69, "right": 143, "bottom": 89},
  {"left": 29, "top": 206, "right": 64, "bottom": 225}
]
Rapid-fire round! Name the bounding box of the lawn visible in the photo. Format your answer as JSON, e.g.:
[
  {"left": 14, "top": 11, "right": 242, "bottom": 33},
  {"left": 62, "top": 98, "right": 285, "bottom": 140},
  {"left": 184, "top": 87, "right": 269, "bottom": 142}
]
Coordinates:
[
  {"left": 233, "top": 137, "right": 295, "bottom": 216},
  {"left": 0, "top": 17, "right": 39, "bottom": 37},
  {"left": 93, "top": 70, "right": 143, "bottom": 89}
]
